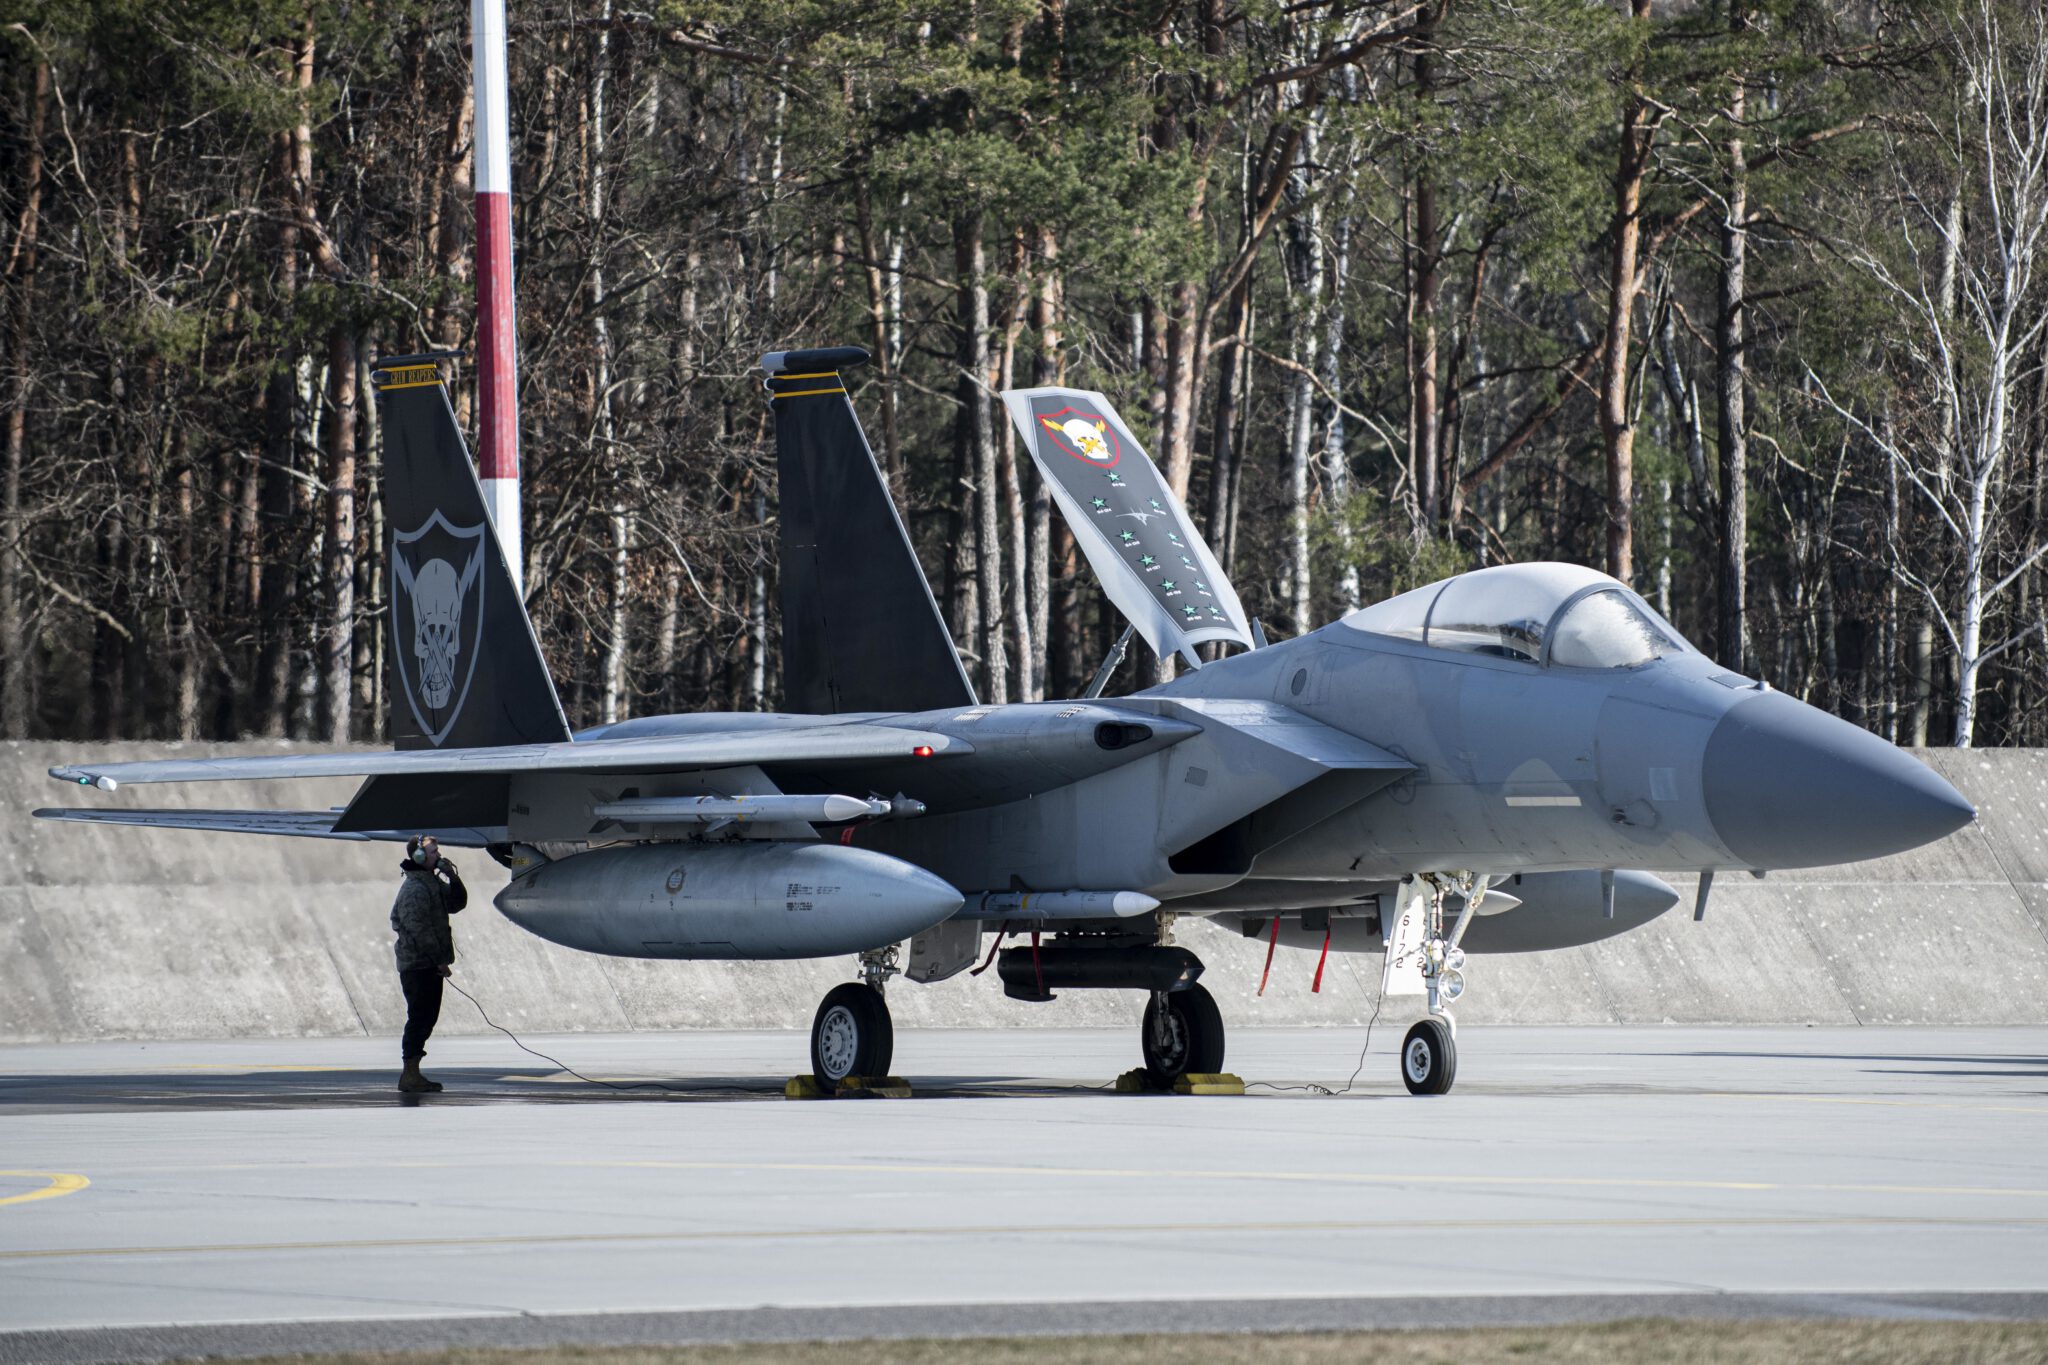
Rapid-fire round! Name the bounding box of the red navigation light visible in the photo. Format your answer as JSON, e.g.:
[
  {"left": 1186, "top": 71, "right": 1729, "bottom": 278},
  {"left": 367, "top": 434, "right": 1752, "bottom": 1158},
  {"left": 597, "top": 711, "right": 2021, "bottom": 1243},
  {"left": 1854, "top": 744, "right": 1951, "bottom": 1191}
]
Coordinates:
[{"left": 912, "top": 744, "right": 934, "bottom": 758}]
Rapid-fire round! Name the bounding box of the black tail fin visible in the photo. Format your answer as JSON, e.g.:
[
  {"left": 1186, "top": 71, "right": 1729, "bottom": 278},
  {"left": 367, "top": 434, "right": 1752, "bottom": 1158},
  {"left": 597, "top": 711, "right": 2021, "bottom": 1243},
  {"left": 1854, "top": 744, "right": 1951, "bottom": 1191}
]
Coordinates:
[
  {"left": 766, "top": 346, "right": 976, "bottom": 714},
  {"left": 370, "top": 354, "right": 570, "bottom": 750}
]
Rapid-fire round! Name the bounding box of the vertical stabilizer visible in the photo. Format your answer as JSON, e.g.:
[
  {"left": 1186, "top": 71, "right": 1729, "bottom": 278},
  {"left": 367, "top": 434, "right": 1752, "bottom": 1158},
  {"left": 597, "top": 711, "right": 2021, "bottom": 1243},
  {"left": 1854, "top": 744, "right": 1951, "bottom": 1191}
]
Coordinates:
[
  {"left": 765, "top": 346, "right": 976, "bottom": 714},
  {"left": 369, "top": 354, "right": 570, "bottom": 750}
]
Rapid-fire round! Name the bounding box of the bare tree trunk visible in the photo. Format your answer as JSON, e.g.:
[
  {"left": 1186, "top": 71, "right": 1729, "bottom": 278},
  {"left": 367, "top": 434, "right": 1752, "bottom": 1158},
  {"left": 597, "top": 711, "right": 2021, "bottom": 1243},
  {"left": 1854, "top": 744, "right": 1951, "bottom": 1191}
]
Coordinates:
[
  {"left": 173, "top": 450, "right": 201, "bottom": 740},
  {"left": 0, "top": 61, "right": 47, "bottom": 738},
  {"left": 1716, "top": 0, "right": 1750, "bottom": 670},
  {"left": 1599, "top": 0, "right": 1656, "bottom": 585},
  {"left": 591, "top": 1, "right": 630, "bottom": 726},
  {"left": 956, "top": 211, "right": 1007, "bottom": 703},
  {"left": 1024, "top": 228, "right": 1060, "bottom": 702},
  {"left": 998, "top": 241, "right": 1033, "bottom": 700},
  {"left": 1206, "top": 280, "right": 1249, "bottom": 572},
  {"left": 319, "top": 327, "right": 357, "bottom": 742},
  {"left": 853, "top": 173, "right": 900, "bottom": 480},
  {"left": 1283, "top": 125, "right": 1324, "bottom": 634},
  {"left": 1323, "top": 213, "right": 1357, "bottom": 608},
  {"left": 1411, "top": 36, "right": 1441, "bottom": 537}
]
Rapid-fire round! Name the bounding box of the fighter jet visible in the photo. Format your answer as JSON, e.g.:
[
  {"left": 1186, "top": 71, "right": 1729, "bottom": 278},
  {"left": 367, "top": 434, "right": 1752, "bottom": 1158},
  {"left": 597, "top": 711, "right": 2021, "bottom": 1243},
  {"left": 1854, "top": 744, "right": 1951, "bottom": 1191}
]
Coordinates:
[{"left": 34, "top": 348, "right": 1976, "bottom": 1094}]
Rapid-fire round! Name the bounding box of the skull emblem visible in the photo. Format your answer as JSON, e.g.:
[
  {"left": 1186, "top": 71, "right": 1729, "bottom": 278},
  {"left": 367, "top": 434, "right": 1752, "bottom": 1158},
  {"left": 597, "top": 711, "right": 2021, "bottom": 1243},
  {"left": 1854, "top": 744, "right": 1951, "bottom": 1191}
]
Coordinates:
[
  {"left": 392, "top": 512, "right": 487, "bottom": 744},
  {"left": 411, "top": 558, "right": 467, "bottom": 708},
  {"left": 1059, "top": 416, "right": 1112, "bottom": 462},
  {"left": 1037, "top": 410, "right": 1117, "bottom": 466}
]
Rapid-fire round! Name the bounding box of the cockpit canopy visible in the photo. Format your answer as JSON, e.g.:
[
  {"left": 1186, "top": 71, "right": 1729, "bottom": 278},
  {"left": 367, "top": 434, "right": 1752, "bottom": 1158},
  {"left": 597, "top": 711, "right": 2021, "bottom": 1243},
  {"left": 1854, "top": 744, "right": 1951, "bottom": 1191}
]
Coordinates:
[{"left": 1340, "top": 563, "right": 1689, "bottom": 668}]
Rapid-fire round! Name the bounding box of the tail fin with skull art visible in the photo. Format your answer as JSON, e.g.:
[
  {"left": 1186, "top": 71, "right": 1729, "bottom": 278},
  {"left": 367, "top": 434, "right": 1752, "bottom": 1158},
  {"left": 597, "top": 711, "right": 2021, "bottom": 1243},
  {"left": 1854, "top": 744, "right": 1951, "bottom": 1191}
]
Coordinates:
[{"left": 369, "top": 354, "right": 570, "bottom": 750}]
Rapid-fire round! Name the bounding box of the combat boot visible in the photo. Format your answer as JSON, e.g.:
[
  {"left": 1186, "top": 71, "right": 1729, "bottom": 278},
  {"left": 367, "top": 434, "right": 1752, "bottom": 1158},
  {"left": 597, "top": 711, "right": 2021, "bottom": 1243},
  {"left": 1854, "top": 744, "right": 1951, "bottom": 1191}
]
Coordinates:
[{"left": 398, "top": 1060, "right": 443, "bottom": 1093}]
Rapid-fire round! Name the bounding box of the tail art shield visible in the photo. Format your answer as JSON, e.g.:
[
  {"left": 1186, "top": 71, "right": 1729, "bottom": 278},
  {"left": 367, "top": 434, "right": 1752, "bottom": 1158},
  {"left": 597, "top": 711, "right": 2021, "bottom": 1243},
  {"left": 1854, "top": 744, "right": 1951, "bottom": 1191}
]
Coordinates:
[{"left": 391, "top": 510, "right": 488, "bottom": 745}]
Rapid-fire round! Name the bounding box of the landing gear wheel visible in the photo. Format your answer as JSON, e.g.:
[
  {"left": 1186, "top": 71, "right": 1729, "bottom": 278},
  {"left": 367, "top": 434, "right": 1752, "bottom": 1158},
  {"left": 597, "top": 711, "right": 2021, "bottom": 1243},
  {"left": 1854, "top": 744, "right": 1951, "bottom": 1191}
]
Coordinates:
[
  {"left": 1400, "top": 1018, "right": 1457, "bottom": 1095},
  {"left": 1141, "top": 983, "right": 1225, "bottom": 1085},
  {"left": 810, "top": 982, "right": 894, "bottom": 1085}
]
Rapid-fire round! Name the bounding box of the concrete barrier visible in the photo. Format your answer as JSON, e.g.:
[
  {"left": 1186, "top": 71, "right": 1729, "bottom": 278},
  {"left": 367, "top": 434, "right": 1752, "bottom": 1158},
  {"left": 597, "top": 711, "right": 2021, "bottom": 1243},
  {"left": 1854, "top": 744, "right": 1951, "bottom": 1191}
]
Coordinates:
[{"left": 3, "top": 742, "right": 2043, "bottom": 1043}]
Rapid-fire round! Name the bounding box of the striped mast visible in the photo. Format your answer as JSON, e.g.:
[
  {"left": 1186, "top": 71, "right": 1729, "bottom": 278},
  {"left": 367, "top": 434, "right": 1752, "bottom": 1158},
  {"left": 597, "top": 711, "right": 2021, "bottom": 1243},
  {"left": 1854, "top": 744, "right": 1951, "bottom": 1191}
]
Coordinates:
[{"left": 472, "top": 0, "right": 522, "bottom": 592}]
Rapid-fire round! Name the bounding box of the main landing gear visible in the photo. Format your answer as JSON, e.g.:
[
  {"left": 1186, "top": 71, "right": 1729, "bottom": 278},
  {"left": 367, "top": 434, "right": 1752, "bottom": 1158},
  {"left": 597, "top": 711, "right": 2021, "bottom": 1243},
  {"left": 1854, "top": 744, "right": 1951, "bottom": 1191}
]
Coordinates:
[
  {"left": 1141, "top": 982, "right": 1225, "bottom": 1086},
  {"left": 808, "top": 946, "right": 899, "bottom": 1085}
]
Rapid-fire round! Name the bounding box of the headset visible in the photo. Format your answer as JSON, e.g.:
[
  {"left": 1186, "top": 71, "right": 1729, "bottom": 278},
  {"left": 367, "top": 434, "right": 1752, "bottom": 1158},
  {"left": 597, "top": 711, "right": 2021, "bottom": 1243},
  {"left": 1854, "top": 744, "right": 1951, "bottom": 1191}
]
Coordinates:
[{"left": 407, "top": 835, "right": 436, "bottom": 867}]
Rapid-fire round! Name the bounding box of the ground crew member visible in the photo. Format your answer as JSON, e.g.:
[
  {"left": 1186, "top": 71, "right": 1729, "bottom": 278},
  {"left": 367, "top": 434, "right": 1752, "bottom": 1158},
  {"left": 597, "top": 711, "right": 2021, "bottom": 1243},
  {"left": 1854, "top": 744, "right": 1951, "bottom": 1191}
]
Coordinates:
[{"left": 391, "top": 834, "right": 466, "bottom": 1093}]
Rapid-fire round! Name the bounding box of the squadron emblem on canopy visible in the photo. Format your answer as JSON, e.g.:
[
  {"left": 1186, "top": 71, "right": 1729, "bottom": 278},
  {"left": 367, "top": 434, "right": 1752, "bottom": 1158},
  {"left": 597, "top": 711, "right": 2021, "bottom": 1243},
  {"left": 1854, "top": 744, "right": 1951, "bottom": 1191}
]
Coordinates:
[{"left": 1037, "top": 408, "right": 1121, "bottom": 468}]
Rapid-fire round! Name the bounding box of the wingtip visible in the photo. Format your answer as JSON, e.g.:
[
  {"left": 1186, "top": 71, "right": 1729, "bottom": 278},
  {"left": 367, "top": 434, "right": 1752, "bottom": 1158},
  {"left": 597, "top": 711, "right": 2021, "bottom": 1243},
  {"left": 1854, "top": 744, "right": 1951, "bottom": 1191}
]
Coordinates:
[{"left": 49, "top": 767, "right": 115, "bottom": 791}]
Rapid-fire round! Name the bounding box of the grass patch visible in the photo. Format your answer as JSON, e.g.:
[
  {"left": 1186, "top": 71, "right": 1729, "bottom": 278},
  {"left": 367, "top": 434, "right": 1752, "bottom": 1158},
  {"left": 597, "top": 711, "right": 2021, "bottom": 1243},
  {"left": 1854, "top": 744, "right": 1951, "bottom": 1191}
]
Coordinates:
[{"left": 237, "top": 1319, "right": 2048, "bottom": 1365}]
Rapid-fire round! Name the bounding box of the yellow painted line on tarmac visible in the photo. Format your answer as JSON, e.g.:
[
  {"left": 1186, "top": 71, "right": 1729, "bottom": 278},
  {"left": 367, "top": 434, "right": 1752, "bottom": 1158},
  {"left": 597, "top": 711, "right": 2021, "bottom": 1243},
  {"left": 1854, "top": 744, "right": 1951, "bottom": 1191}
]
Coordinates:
[
  {"left": 97, "top": 1156, "right": 2048, "bottom": 1203},
  {"left": 161, "top": 1065, "right": 359, "bottom": 1073},
  {"left": 565, "top": 1158, "right": 2048, "bottom": 1202},
  {"left": 0, "top": 1172, "right": 89, "bottom": 1208},
  {"left": 1705, "top": 1092, "right": 2048, "bottom": 1117},
  {"left": 5, "top": 1214, "right": 2047, "bottom": 1262}
]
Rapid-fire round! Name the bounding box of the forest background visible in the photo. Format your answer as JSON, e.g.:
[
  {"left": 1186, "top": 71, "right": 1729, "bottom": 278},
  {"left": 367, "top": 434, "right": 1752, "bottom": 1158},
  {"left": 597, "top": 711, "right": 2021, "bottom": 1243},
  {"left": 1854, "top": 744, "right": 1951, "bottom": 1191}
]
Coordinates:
[{"left": 2, "top": 0, "right": 2045, "bottom": 748}]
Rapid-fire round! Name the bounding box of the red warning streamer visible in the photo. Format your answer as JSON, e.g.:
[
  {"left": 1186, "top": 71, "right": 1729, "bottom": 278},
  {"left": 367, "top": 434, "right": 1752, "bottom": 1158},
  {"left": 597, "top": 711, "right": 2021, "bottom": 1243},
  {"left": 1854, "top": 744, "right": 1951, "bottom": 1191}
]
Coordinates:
[
  {"left": 1257, "top": 916, "right": 1279, "bottom": 996},
  {"left": 1311, "top": 925, "right": 1332, "bottom": 993}
]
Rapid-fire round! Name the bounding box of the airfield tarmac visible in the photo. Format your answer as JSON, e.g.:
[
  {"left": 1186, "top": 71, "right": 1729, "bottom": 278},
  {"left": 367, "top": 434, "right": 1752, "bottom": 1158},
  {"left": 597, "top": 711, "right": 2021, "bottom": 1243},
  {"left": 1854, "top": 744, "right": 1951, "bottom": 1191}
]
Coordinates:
[{"left": 0, "top": 1025, "right": 2044, "bottom": 1361}]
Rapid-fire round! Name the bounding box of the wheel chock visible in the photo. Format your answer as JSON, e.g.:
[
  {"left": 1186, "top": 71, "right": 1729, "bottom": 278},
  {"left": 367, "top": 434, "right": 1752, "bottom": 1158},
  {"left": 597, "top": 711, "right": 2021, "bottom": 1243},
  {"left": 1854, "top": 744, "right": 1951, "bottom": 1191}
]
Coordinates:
[
  {"left": 1172, "top": 1072, "right": 1246, "bottom": 1096},
  {"left": 1114, "top": 1067, "right": 1164, "bottom": 1093},
  {"left": 785, "top": 1074, "right": 913, "bottom": 1099}
]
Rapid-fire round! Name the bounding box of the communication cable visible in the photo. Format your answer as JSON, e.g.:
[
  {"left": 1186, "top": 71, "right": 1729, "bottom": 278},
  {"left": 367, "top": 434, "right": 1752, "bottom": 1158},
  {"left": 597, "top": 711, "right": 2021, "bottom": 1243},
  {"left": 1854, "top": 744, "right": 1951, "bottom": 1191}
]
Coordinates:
[
  {"left": 445, "top": 978, "right": 763, "bottom": 1097},
  {"left": 1246, "top": 954, "right": 1386, "bottom": 1097}
]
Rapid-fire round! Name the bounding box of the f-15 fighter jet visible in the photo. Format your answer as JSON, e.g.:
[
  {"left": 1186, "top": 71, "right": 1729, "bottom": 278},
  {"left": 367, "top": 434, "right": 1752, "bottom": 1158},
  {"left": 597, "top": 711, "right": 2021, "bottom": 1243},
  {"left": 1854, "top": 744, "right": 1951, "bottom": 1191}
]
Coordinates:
[{"left": 35, "top": 348, "right": 1975, "bottom": 1094}]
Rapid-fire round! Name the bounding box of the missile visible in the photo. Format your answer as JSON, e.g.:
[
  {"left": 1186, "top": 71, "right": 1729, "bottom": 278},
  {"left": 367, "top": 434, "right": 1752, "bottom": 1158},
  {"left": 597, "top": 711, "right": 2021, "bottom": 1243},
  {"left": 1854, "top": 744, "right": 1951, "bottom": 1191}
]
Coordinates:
[
  {"left": 959, "top": 889, "right": 1160, "bottom": 920},
  {"left": 495, "top": 841, "right": 963, "bottom": 960},
  {"left": 591, "top": 793, "right": 904, "bottom": 825}
]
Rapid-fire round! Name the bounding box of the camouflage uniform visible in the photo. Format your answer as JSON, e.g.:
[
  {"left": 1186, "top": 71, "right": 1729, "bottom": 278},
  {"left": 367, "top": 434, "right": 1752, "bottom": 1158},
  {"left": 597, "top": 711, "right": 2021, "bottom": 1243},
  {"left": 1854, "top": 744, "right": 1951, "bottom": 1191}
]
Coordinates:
[{"left": 391, "top": 860, "right": 466, "bottom": 1060}]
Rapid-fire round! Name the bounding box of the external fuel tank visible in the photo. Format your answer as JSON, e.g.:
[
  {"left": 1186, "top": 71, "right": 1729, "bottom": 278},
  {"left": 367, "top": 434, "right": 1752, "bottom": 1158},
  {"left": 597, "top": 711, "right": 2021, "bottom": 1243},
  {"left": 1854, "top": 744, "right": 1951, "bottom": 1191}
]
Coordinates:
[{"left": 495, "top": 841, "right": 964, "bottom": 959}]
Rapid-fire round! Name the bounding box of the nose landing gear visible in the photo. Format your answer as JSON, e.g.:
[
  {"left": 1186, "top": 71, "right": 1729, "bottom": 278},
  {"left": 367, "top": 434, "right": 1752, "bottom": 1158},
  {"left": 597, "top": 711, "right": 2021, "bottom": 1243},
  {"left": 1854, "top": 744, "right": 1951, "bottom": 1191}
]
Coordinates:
[{"left": 1384, "top": 874, "right": 1487, "bottom": 1095}]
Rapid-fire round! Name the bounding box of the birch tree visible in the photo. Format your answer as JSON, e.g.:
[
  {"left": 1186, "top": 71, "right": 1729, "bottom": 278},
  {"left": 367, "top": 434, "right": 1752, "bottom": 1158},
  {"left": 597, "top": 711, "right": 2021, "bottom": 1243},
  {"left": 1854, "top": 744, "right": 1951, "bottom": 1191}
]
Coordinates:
[{"left": 1810, "top": 0, "right": 2048, "bottom": 746}]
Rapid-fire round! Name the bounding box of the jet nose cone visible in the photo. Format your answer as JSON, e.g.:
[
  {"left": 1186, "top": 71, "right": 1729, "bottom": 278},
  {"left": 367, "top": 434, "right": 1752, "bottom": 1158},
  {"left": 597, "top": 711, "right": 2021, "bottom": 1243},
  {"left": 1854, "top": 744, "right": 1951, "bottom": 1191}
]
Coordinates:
[{"left": 1703, "top": 692, "right": 1976, "bottom": 870}]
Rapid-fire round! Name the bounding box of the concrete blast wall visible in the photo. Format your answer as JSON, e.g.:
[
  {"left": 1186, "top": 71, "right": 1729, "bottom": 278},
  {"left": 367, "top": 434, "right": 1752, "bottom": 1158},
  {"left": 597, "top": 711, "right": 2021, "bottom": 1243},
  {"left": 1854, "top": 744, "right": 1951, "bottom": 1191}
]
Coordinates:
[{"left": 3, "top": 742, "right": 2045, "bottom": 1043}]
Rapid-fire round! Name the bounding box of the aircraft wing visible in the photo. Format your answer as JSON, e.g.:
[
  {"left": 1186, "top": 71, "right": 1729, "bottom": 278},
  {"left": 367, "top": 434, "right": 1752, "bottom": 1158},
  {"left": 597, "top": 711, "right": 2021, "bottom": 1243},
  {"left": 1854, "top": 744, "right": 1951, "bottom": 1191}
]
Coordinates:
[
  {"left": 46, "top": 724, "right": 970, "bottom": 790},
  {"left": 30, "top": 807, "right": 500, "bottom": 847}
]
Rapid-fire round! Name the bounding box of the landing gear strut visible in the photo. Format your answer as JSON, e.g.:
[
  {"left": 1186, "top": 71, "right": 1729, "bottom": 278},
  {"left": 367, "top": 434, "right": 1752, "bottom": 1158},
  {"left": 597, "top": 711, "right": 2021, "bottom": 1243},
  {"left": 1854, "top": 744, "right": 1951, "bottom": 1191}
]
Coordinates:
[
  {"left": 808, "top": 946, "right": 900, "bottom": 1084},
  {"left": 1385, "top": 874, "right": 1487, "bottom": 1095},
  {"left": 1141, "top": 982, "right": 1225, "bottom": 1085}
]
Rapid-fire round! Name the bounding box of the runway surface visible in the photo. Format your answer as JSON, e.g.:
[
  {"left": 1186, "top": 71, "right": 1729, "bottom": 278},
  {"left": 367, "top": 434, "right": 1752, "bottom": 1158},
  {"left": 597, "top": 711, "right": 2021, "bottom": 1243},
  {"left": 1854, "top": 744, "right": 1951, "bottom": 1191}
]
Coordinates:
[{"left": 1, "top": 1025, "right": 2045, "bottom": 1360}]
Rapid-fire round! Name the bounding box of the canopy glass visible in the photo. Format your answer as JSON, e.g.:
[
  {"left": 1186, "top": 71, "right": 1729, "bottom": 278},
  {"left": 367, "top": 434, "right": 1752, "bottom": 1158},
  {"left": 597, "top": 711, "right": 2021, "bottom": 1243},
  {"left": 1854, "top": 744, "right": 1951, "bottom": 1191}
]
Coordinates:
[{"left": 1341, "top": 563, "right": 1685, "bottom": 668}]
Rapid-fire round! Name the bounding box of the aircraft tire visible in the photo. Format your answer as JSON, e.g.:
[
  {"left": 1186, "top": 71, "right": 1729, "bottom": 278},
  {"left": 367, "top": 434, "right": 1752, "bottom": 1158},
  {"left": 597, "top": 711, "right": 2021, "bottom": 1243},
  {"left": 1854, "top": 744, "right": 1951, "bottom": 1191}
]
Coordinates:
[
  {"left": 1141, "top": 982, "right": 1226, "bottom": 1084},
  {"left": 1399, "top": 1018, "right": 1457, "bottom": 1095},
  {"left": 811, "top": 982, "right": 894, "bottom": 1084}
]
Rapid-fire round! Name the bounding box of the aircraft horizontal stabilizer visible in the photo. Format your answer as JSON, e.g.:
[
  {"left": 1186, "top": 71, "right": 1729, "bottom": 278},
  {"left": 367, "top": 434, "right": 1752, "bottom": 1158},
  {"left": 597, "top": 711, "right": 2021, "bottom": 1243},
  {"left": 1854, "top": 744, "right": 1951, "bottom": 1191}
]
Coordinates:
[
  {"left": 31, "top": 807, "right": 500, "bottom": 847},
  {"left": 1000, "top": 387, "right": 1252, "bottom": 669}
]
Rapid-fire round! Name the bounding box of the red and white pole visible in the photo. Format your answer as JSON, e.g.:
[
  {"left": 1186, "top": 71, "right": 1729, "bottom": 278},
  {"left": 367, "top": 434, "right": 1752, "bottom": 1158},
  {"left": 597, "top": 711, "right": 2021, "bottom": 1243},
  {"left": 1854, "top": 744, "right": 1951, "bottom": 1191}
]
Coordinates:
[{"left": 472, "top": 0, "right": 522, "bottom": 591}]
